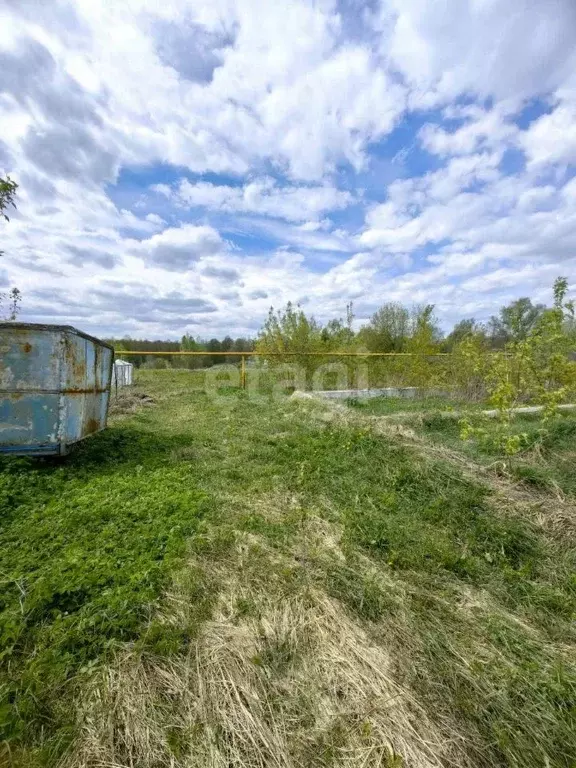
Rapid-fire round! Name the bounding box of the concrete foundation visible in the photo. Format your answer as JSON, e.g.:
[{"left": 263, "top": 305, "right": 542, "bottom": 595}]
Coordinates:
[{"left": 315, "top": 387, "right": 420, "bottom": 400}]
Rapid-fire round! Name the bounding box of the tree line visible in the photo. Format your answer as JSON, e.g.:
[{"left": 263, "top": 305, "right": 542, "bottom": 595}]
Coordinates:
[
  {"left": 106, "top": 286, "right": 576, "bottom": 371},
  {"left": 110, "top": 335, "right": 255, "bottom": 368},
  {"left": 252, "top": 279, "right": 576, "bottom": 400},
  {"left": 254, "top": 291, "right": 576, "bottom": 357}
]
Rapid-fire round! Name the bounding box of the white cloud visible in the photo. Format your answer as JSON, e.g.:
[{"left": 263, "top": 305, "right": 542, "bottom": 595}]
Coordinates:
[
  {"left": 151, "top": 183, "right": 172, "bottom": 197},
  {"left": 136, "top": 224, "right": 225, "bottom": 271},
  {"left": 382, "top": 0, "right": 576, "bottom": 105},
  {"left": 520, "top": 100, "right": 576, "bottom": 168},
  {"left": 231, "top": 216, "right": 354, "bottom": 253},
  {"left": 419, "top": 107, "right": 518, "bottom": 157},
  {"left": 257, "top": 44, "right": 406, "bottom": 178},
  {"left": 361, "top": 151, "right": 505, "bottom": 251},
  {"left": 171, "top": 177, "right": 353, "bottom": 222},
  {"left": 364, "top": 169, "right": 576, "bottom": 259},
  {"left": 14, "top": 0, "right": 403, "bottom": 182}
]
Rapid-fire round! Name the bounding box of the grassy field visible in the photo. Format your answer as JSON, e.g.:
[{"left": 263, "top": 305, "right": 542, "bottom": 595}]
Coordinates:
[
  {"left": 1, "top": 373, "right": 575, "bottom": 767},
  {"left": 349, "top": 396, "right": 576, "bottom": 500},
  {"left": 345, "top": 394, "right": 484, "bottom": 415}
]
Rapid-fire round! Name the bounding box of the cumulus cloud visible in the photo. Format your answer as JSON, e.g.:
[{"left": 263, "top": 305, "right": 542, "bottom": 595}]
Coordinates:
[
  {"left": 91, "top": 287, "right": 217, "bottom": 318},
  {"left": 360, "top": 151, "right": 505, "bottom": 251},
  {"left": 200, "top": 264, "right": 242, "bottom": 283},
  {"left": 419, "top": 107, "right": 519, "bottom": 157},
  {"left": 519, "top": 100, "right": 576, "bottom": 168},
  {"left": 383, "top": 0, "right": 576, "bottom": 104},
  {"left": 0, "top": 38, "right": 104, "bottom": 128},
  {"left": 152, "top": 18, "right": 234, "bottom": 84},
  {"left": 65, "top": 244, "right": 117, "bottom": 269},
  {"left": 171, "top": 177, "right": 353, "bottom": 222},
  {"left": 0, "top": 36, "right": 118, "bottom": 188},
  {"left": 256, "top": 44, "right": 406, "bottom": 179},
  {"left": 22, "top": 125, "right": 117, "bottom": 184},
  {"left": 136, "top": 224, "right": 225, "bottom": 271},
  {"left": 361, "top": 164, "right": 576, "bottom": 266},
  {"left": 249, "top": 289, "right": 268, "bottom": 299}
]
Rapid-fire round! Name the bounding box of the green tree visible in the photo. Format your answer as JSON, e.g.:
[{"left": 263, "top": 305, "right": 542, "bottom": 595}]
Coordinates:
[
  {"left": 221, "top": 335, "right": 234, "bottom": 352},
  {"left": 256, "top": 302, "right": 325, "bottom": 387},
  {"left": 257, "top": 302, "right": 323, "bottom": 356},
  {"left": 358, "top": 302, "right": 410, "bottom": 352},
  {"left": 180, "top": 334, "right": 204, "bottom": 369},
  {"left": 409, "top": 304, "right": 441, "bottom": 344},
  {"left": 0, "top": 287, "right": 21, "bottom": 321},
  {"left": 405, "top": 305, "right": 443, "bottom": 386},
  {"left": 220, "top": 335, "right": 234, "bottom": 364},
  {"left": 232, "top": 337, "right": 254, "bottom": 353},
  {"left": 319, "top": 303, "right": 358, "bottom": 387},
  {"left": 206, "top": 338, "right": 223, "bottom": 366},
  {"left": 181, "top": 334, "right": 200, "bottom": 352},
  {"left": 526, "top": 277, "right": 576, "bottom": 413},
  {"left": 460, "top": 277, "right": 576, "bottom": 464},
  {"left": 443, "top": 318, "right": 486, "bottom": 351},
  {"left": 320, "top": 303, "right": 356, "bottom": 350},
  {"left": 488, "top": 297, "right": 545, "bottom": 347}
]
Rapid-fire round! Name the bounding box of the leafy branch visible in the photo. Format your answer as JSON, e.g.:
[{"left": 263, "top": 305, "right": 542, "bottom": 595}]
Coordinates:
[
  {"left": 458, "top": 277, "right": 576, "bottom": 468},
  {"left": 0, "top": 175, "right": 22, "bottom": 321},
  {"left": 0, "top": 176, "right": 18, "bottom": 222}
]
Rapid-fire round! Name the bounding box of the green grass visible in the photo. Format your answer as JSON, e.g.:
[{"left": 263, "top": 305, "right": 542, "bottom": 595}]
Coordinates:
[
  {"left": 419, "top": 408, "right": 576, "bottom": 498},
  {"left": 0, "top": 425, "right": 210, "bottom": 758},
  {"left": 1, "top": 372, "right": 575, "bottom": 767},
  {"left": 345, "top": 393, "right": 481, "bottom": 415},
  {"left": 348, "top": 393, "right": 576, "bottom": 499}
]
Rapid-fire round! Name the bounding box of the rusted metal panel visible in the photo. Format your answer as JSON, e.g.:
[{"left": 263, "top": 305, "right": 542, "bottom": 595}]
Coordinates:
[
  {"left": 0, "top": 326, "right": 61, "bottom": 391},
  {"left": 0, "top": 393, "right": 60, "bottom": 454},
  {"left": 0, "top": 323, "right": 113, "bottom": 456}
]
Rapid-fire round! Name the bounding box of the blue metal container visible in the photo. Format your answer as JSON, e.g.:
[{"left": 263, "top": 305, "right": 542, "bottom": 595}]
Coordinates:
[{"left": 0, "top": 323, "right": 114, "bottom": 456}]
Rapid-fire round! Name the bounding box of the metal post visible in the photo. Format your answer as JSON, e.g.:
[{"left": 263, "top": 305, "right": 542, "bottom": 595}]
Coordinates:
[{"left": 241, "top": 355, "right": 246, "bottom": 390}]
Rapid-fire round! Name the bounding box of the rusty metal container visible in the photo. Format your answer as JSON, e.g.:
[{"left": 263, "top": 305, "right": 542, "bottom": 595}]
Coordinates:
[{"left": 0, "top": 323, "right": 114, "bottom": 456}]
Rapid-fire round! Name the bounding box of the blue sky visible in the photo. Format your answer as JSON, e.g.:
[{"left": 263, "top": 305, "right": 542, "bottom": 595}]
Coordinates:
[{"left": 1, "top": 0, "right": 575, "bottom": 339}]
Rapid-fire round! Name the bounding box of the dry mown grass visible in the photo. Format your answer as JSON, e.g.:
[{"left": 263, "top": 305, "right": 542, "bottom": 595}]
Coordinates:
[
  {"left": 62, "top": 523, "right": 469, "bottom": 768},
  {"left": 108, "top": 390, "right": 156, "bottom": 416}
]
